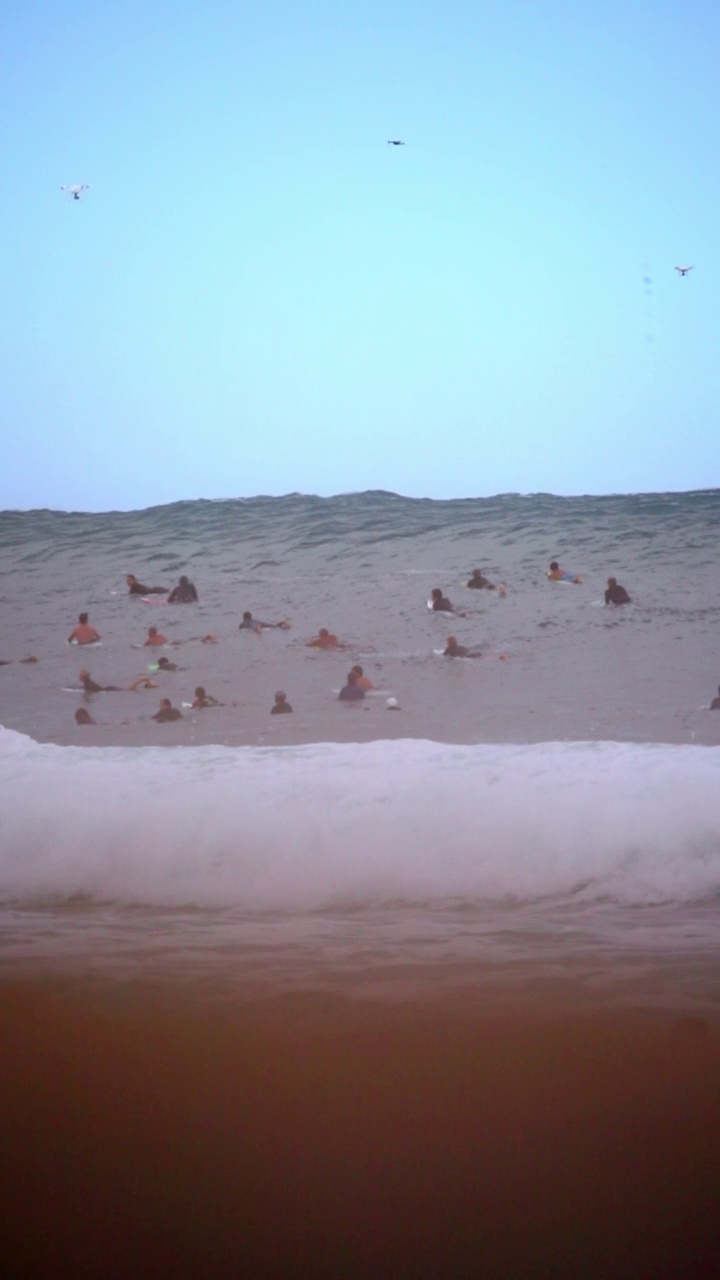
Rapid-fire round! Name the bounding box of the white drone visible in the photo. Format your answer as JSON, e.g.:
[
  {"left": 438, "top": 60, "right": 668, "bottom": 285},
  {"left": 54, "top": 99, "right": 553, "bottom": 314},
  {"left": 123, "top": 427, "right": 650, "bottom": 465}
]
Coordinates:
[
  {"left": 674, "top": 265, "right": 694, "bottom": 276},
  {"left": 61, "top": 184, "right": 90, "bottom": 201}
]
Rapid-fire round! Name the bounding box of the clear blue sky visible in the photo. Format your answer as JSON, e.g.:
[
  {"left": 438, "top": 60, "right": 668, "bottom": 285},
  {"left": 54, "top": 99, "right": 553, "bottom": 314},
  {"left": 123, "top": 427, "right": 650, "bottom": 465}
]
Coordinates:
[{"left": 2, "top": 0, "right": 718, "bottom": 510}]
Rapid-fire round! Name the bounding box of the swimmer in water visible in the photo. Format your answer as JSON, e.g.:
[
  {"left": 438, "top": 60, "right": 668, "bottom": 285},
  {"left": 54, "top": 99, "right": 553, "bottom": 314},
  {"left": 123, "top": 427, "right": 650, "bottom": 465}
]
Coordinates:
[
  {"left": 351, "top": 664, "right": 373, "bottom": 691},
  {"left": 75, "top": 707, "right": 96, "bottom": 725},
  {"left": 80, "top": 668, "right": 155, "bottom": 694},
  {"left": 192, "top": 686, "right": 221, "bottom": 708},
  {"left": 430, "top": 588, "right": 455, "bottom": 612},
  {"left": 338, "top": 670, "right": 365, "bottom": 701},
  {"left": 126, "top": 574, "right": 168, "bottom": 595},
  {"left": 167, "top": 575, "right": 198, "bottom": 603},
  {"left": 604, "top": 577, "right": 631, "bottom": 605},
  {"left": 79, "top": 668, "right": 121, "bottom": 693},
  {"left": 68, "top": 613, "right": 101, "bottom": 645},
  {"left": 144, "top": 626, "right": 169, "bottom": 646},
  {"left": 466, "top": 569, "right": 495, "bottom": 590},
  {"left": 443, "top": 635, "right": 470, "bottom": 658},
  {"left": 153, "top": 656, "right": 179, "bottom": 672},
  {"left": 710, "top": 686, "right": 720, "bottom": 710},
  {"left": 238, "top": 611, "right": 291, "bottom": 632},
  {"left": 152, "top": 698, "right": 183, "bottom": 722},
  {"left": 443, "top": 635, "right": 484, "bottom": 658},
  {"left": 128, "top": 675, "right": 158, "bottom": 691},
  {"left": 547, "top": 561, "right": 582, "bottom": 584},
  {"left": 430, "top": 588, "right": 467, "bottom": 616},
  {"left": 307, "top": 628, "right": 345, "bottom": 650},
  {"left": 270, "top": 690, "right": 293, "bottom": 714}
]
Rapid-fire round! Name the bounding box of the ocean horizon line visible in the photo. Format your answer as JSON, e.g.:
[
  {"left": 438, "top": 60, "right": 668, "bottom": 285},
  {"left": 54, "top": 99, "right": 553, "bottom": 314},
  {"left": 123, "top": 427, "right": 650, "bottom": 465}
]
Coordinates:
[{"left": 2, "top": 484, "right": 718, "bottom": 518}]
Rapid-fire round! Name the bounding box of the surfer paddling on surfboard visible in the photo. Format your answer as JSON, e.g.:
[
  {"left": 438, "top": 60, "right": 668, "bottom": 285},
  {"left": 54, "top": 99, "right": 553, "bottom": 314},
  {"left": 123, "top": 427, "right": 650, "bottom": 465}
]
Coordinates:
[
  {"left": 546, "top": 561, "right": 582, "bottom": 584},
  {"left": 127, "top": 574, "right": 169, "bottom": 595}
]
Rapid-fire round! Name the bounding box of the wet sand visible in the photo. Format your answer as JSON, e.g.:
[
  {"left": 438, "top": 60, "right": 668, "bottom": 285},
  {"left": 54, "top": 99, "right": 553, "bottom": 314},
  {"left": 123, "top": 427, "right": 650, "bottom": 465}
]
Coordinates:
[{"left": 3, "top": 981, "right": 719, "bottom": 1279}]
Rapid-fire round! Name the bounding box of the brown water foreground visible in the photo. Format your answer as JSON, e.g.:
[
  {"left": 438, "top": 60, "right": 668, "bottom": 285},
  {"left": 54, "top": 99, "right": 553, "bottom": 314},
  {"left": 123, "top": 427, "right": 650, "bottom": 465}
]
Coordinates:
[{"left": 2, "top": 982, "right": 719, "bottom": 1280}]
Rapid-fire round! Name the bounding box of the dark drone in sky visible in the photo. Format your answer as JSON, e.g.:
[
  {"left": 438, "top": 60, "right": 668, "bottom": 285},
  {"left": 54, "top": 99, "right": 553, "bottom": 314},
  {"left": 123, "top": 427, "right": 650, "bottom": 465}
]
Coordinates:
[
  {"left": 674, "top": 265, "right": 694, "bottom": 276},
  {"left": 387, "top": 140, "right": 405, "bottom": 146},
  {"left": 61, "top": 184, "right": 90, "bottom": 201}
]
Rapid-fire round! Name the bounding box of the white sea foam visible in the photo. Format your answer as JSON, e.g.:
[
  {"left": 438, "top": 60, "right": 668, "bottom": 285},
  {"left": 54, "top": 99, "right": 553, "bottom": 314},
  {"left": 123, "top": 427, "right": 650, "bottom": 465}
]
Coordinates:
[{"left": 2, "top": 727, "right": 719, "bottom": 912}]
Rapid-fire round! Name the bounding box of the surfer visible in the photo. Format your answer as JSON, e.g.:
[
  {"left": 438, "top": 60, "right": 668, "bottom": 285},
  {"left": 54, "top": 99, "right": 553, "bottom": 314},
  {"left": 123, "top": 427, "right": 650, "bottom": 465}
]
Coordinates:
[
  {"left": 68, "top": 613, "right": 101, "bottom": 645},
  {"left": 192, "top": 686, "right": 220, "bottom": 708},
  {"left": 547, "top": 562, "right": 582, "bottom": 584},
  {"left": 430, "top": 588, "right": 466, "bottom": 614},
  {"left": 80, "top": 668, "right": 155, "bottom": 693},
  {"left": 152, "top": 698, "right": 182, "bottom": 722},
  {"left": 153, "top": 656, "right": 179, "bottom": 672},
  {"left": 126, "top": 574, "right": 168, "bottom": 595},
  {"left": 604, "top": 577, "right": 631, "bottom": 606},
  {"left": 79, "top": 668, "right": 121, "bottom": 693},
  {"left": 144, "top": 626, "right": 169, "bottom": 646},
  {"left": 338, "top": 671, "right": 365, "bottom": 701},
  {"left": 238, "top": 611, "right": 291, "bottom": 632},
  {"left": 167, "top": 575, "right": 198, "bottom": 603},
  {"left": 443, "top": 635, "right": 483, "bottom": 658},
  {"left": 466, "top": 569, "right": 495, "bottom": 590},
  {"left": 307, "top": 628, "right": 345, "bottom": 649},
  {"left": 270, "top": 690, "right": 293, "bottom": 714}
]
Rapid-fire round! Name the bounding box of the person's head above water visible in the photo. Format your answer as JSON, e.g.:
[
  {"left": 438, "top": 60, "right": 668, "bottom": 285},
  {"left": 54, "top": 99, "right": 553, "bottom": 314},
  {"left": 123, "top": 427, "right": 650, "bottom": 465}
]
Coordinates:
[
  {"left": 549, "top": 562, "right": 559, "bottom": 572},
  {"left": 126, "top": 574, "right": 137, "bottom": 585},
  {"left": 78, "top": 612, "right": 89, "bottom": 624},
  {"left": 75, "top": 707, "right": 95, "bottom": 725},
  {"left": 607, "top": 577, "right": 617, "bottom": 586}
]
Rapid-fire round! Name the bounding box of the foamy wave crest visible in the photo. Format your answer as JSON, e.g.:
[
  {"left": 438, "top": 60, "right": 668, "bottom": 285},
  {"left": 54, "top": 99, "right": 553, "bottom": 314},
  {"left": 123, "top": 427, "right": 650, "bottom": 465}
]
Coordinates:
[{"left": 1, "top": 727, "right": 719, "bottom": 910}]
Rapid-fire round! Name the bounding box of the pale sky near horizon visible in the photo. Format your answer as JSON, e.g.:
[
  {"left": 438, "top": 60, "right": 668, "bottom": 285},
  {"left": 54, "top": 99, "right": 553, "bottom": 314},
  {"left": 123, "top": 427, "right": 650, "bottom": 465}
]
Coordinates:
[{"left": 2, "top": 0, "right": 719, "bottom": 511}]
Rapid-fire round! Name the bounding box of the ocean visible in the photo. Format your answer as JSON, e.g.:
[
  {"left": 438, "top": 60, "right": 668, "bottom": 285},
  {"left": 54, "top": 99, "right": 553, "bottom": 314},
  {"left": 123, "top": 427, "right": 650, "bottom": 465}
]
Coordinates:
[{"left": 2, "top": 489, "right": 720, "bottom": 1277}]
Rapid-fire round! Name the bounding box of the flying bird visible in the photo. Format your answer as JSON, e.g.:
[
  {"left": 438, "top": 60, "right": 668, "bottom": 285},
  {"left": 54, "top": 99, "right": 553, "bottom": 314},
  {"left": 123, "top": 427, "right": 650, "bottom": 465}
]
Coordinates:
[
  {"left": 674, "top": 265, "right": 694, "bottom": 276},
  {"left": 61, "top": 184, "right": 90, "bottom": 201},
  {"left": 387, "top": 140, "right": 405, "bottom": 146}
]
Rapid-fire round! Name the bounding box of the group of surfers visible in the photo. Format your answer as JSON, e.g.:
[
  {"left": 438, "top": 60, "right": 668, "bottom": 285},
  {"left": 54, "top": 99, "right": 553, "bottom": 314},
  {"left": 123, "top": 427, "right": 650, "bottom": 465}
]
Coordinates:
[{"left": 36, "top": 560, "right": 638, "bottom": 725}]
